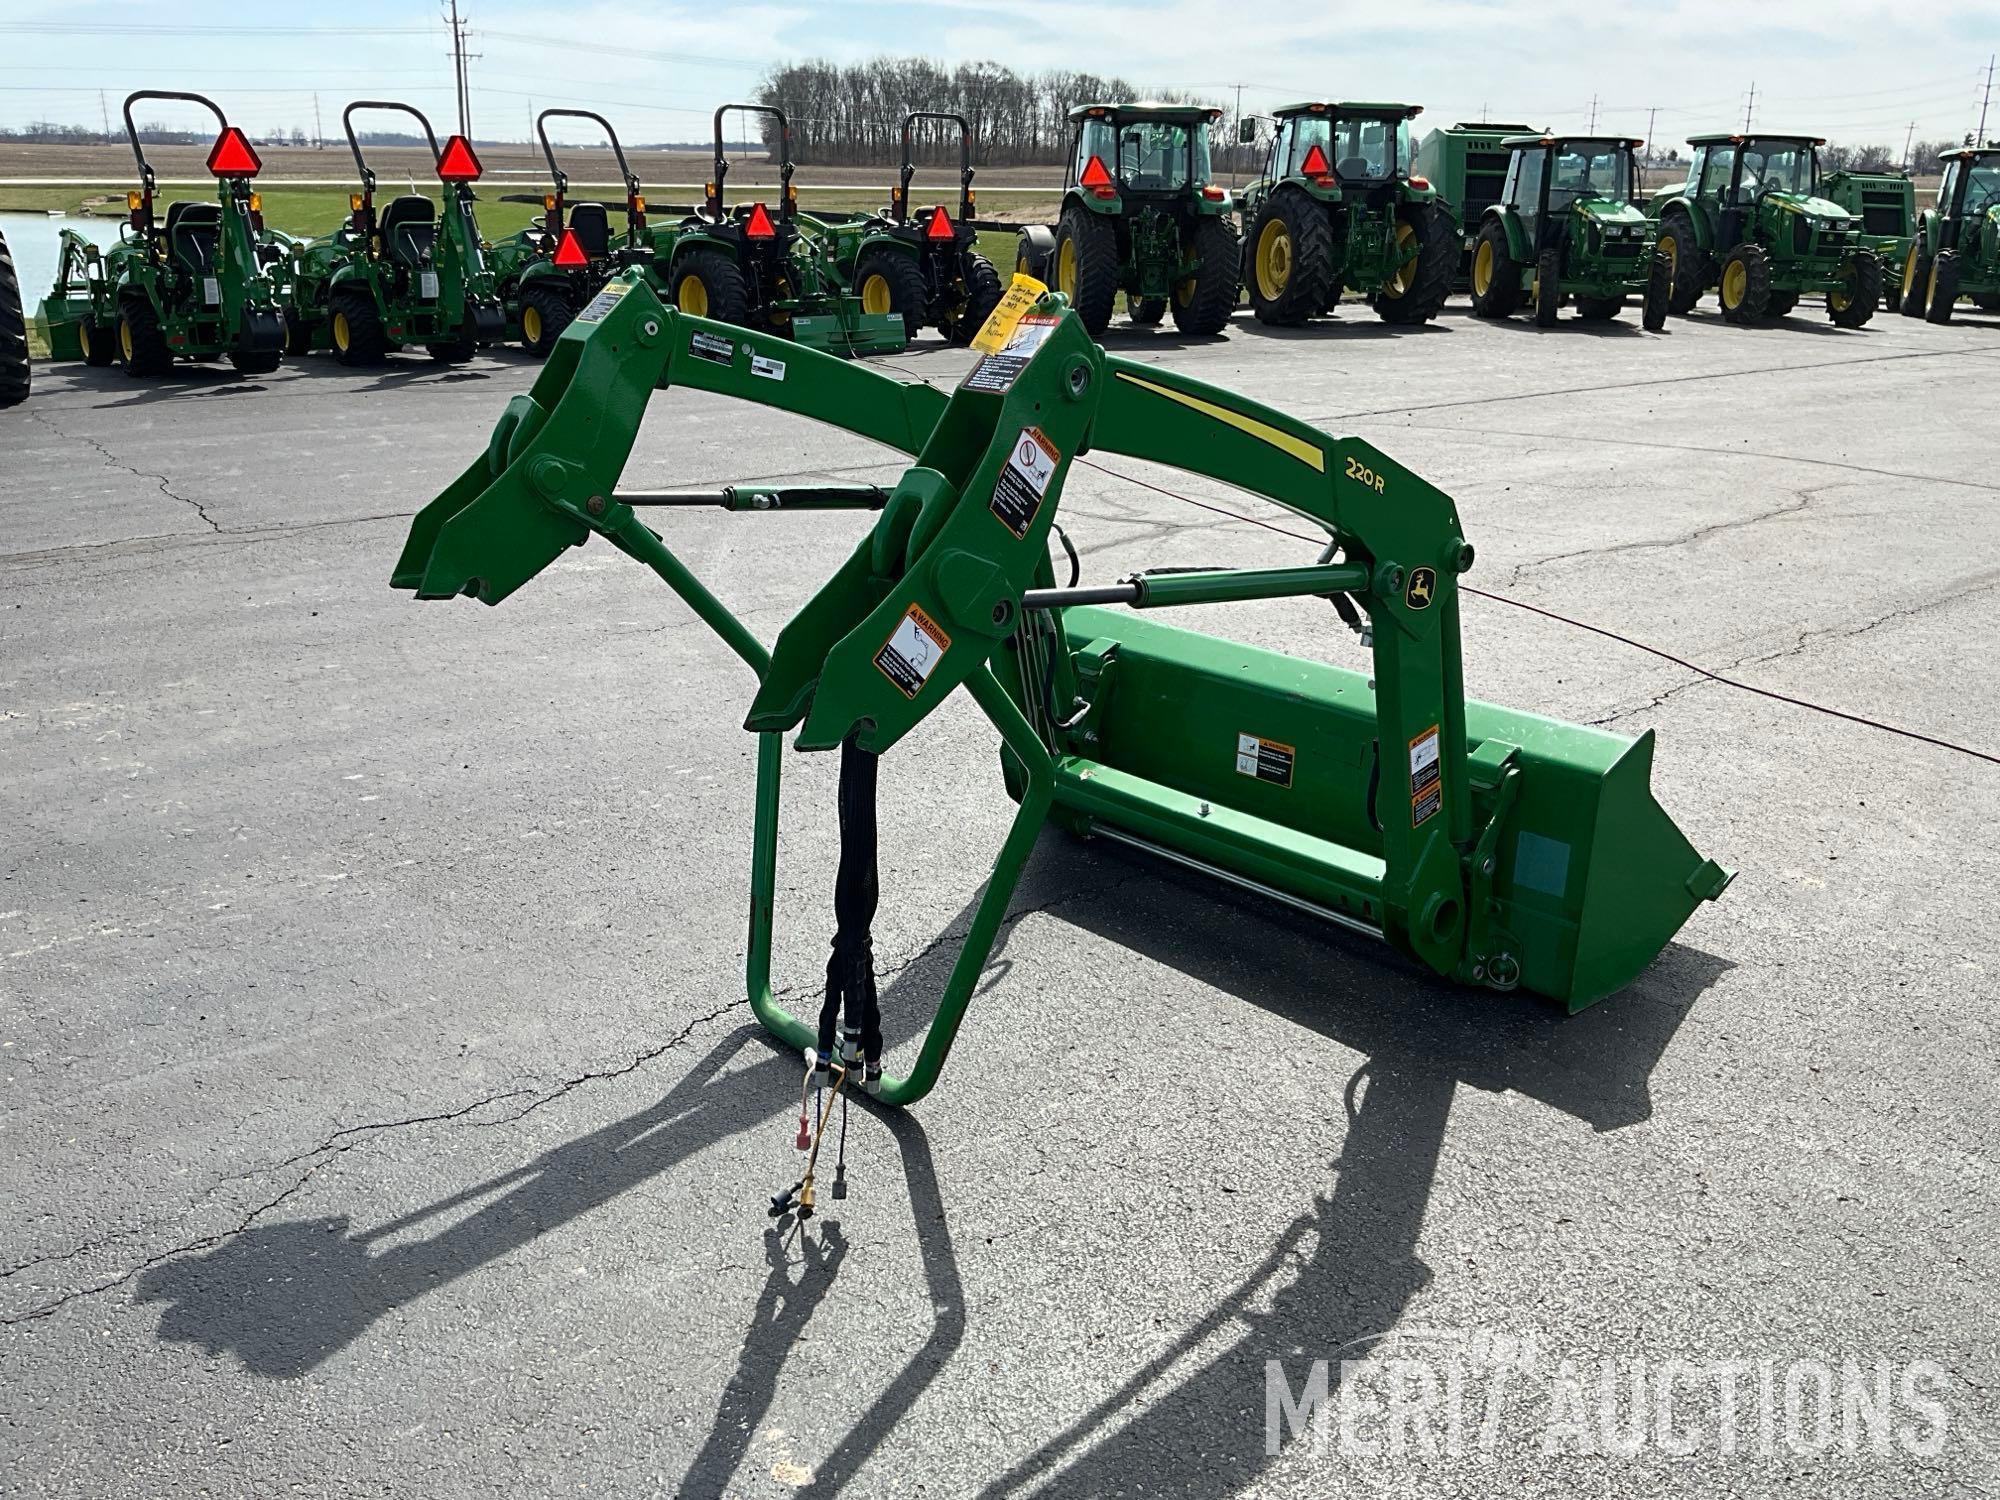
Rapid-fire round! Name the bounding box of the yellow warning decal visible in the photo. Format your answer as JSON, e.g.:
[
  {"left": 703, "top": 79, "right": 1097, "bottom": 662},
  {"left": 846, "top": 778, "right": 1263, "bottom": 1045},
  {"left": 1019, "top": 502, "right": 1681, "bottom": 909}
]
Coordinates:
[
  {"left": 1111, "top": 372, "right": 1326, "bottom": 472},
  {"left": 874, "top": 602, "right": 951, "bottom": 700},
  {"left": 970, "top": 273, "right": 1047, "bottom": 354}
]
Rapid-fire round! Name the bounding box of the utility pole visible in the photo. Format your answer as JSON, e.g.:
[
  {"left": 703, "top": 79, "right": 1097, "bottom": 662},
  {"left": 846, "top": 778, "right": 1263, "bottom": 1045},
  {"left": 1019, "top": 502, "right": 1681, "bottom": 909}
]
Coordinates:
[
  {"left": 98, "top": 89, "right": 109, "bottom": 140},
  {"left": 1231, "top": 82, "right": 1244, "bottom": 186},
  {"left": 313, "top": 92, "right": 323, "bottom": 150},
  {"left": 1979, "top": 54, "right": 1995, "bottom": 143},
  {"left": 1903, "top": 120, "right": 1916, "bottom": 172},
  {"left": 1588, "top": 94, "right": 1599, "bottom": 132},
  {"left": 1743, "top": 80, "right": 1757, "bottom": 132},
  {"left": 442, "top": 0, "right": 474, "bottom": 138}
]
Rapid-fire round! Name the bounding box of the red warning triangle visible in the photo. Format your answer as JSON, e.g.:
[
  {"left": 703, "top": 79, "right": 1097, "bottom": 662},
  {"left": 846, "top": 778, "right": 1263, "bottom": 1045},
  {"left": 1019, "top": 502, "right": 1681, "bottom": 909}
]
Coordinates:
[
  {"left": 436, "top": 134, "right": 482, "bottom": 182},
  {"left": 1078, "top": 154, "right": 1114, "bottom": 189},
  {"left": 1299, "top": 143, "right": 1332, "bottom": 179},
  {"left": 927, "top": 204, "right": 956, "bottom": 240},
  {"left": 552, "top": 227, "right": 590, "bottom": 267},
  {"left": 206, "top": 126, "right": 262, "bottom": 178},
  {"left": 744, "top": 202, "right": 777, "bottom": 239}
]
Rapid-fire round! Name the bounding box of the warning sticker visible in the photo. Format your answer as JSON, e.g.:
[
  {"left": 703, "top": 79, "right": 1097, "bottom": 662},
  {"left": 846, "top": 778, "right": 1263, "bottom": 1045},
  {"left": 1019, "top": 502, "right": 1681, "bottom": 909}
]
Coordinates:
[
  {"left": 1410, "top": 724, "right": 1442, "bottom": 827},
  {"left": 1236, "top": 733, "right": 1296, "bottom": 788},
  {"left": 202, "top": 277, "right": 220, "bottom": 306},
  {"left": 576, "top": 280, "right": 633, "bottom": 324},
  {"left": 688, "top": 328, "right": 734, "bottom": 364},
  {"left": 969, "top": 273, "right": 1047, "bottom": 354},
  {"left": 874, "top": 603, "right": 951, "bottom": 700},
  {"left": 990, "top": 426, "right": 1060, "bottom": 538},
  {"left": 963, "top": 314, "right": 1058, "bottom": 394},
  {"left": 750, "top": 352, "right": 786, "bottom": 382},
  {"left": 419, "top": 270, "right": 440, "bottom": 301}
]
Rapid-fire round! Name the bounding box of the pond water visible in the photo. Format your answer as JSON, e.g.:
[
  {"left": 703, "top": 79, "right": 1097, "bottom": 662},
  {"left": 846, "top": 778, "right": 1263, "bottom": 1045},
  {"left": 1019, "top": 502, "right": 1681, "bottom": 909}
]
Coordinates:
[{"left": 1, "top": 212, "right": 118, "bottom": 307}]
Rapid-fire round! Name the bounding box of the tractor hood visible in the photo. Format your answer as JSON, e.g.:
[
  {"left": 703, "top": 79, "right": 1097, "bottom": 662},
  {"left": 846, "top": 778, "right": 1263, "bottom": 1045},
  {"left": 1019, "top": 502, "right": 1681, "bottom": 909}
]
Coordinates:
[
  {"left": 1574, "top": 197, "right": 1648, "bottom": 229},
  {"left": 1761, "top": 190, "right": 1853, "bottom": 227}
]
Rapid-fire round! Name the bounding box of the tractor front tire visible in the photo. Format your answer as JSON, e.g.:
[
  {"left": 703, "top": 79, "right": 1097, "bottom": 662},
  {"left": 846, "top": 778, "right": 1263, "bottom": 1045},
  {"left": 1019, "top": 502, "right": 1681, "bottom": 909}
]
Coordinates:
[
  {"left": 229, "top": 348, "right": 281, "bottom": 375},
  {"left": 0, "top": 230, "right": 28, "bottom": 408},
  {"left": 1657, "top": 213, "right": 1705, "bottom": 314},
  {"left": 283, "top": 308, "right": 315, "bottom": 357},
  {"left": 518, "top": 282, "right": 574, "bottom": 358},
  {"left": 1575, "top": 294, "right": 1626, "bottom": 320},
  {"left": 1127, "top": 293, "right": 1165, "bottom": 325},
  {"left": 1468, "top": 221, "right": 1522, "bottom": 318},
  {"left": 671, "top": 251, "right": 753, "bottom": 328},
  {"left": 1642, "top": 249, "right": 1672, "bottom": 331},
  {"left": 1375, "top": 203, "right": 1456, "bottom": 325},
  {"left": 942, "top": 253, "right": 1003, "bottom": 346},
  {"left": 1830, "top": 249, "right": 1880, "bottom": 329},
  {"left": 1925, "top": 251, "right": 1959, "bottom": 326},
  {"left": 1766, "top": 292, "right": 1799, "bottom": 318},
  {"left": 117, "top": 298, "right": 172, "bottom": 377},
  {"left": 331, "top": 290, "right": 389, "bottom": 366},
  {"left": 1054, "top": 205, "right": 1120, "bottom": 335},
  {"left": 1247, "top": 188, "right": 1332, "bottom": 326},
  {"left": 1171, "top": 215, "right": 1239, "bottom": 335},
  {"left": 1535, "top": 250, "right": 1562, "bottom": 327},
  {"left": 79, "top": 317, "right": 117, "bottom": 367},
  {"left": 1900, "top": 242, "right": 1930, "bottom": 317},
  {"left": 1717, "top": 245, "right": 1772, "bottom": 325},
  {"left": 853, "top": 249, "right": 929, "bottom": 340}
]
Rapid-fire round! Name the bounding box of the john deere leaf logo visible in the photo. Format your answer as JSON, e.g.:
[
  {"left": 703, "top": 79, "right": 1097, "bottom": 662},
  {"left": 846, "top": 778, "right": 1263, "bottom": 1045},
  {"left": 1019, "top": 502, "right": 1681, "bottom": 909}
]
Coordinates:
[{"left": 1405, "top": 567, "right": 1436, "bottom": 610}]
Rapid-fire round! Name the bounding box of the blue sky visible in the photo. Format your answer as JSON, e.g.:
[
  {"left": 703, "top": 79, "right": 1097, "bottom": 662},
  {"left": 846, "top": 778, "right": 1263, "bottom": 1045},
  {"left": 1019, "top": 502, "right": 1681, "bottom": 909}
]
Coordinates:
[{"left": 2, "top": 0, "right": 1993, "bottom": 151}]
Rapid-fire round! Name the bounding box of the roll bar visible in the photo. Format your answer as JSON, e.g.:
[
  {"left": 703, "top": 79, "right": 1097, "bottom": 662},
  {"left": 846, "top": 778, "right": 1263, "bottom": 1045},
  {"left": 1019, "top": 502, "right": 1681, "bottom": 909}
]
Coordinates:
[
  {"left": 711, "top": 104, "right": 794, "bottom": 220},
  {"left": 895, "top": 110, "right": 974, "bottom": 223},
  {"left": 121, "top": 90, "right": 228, "bottom": 192},
  {"left": 343, "top": 100, "right": 440, "bottom": 196},
  {"left": 538, "top": 108, "right": 643, "bottom": 231}
]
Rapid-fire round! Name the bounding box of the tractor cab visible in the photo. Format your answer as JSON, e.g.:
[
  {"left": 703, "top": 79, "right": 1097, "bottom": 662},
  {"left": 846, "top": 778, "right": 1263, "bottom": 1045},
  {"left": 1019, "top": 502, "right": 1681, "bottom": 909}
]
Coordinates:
[
  {"left": 1261, "top": 102, "right": 1425, "bottom": 201},
  {"left": 1680, "top": 132, "right": 1854, "bottom": 252},
  {"left": 1936, "top": 148, "right": 2000, "bottom": 242},
  {"left": 1902, "top": 146, "right": 2000, "bottom": 322},
  {"left": 1497, "top": 133, "right": 1647, "bottom": 254},
  {"left": 1066, "top": 102, "right": 1224, "bottom": 206}
]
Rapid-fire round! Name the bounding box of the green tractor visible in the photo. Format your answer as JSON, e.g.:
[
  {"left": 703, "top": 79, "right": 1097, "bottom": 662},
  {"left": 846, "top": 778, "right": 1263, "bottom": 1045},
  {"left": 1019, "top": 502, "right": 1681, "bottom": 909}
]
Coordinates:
[
  {"left": 0, "top": 226, "right": 27, "bottom": 408},
  {"left": 282, "top": 101, "right": 505, "bottom": 365},
  {"left": 1468, "top": 133, "right": 1672, "bottom": 330},
  {"left": 1648, "top": 132, "right": 1882, "bottom": 327},
  {"left": 664, "top": 104, "right": 903, "bottom": 356},
  {"left": 1820, "top": 167, "right": 1915, "bottom": 282},
  {"left": 1900, "top": 146, "right": 2000, "bottom": 324},
  {"left": 489, "top": 109, "right": 656, "bottom": 357},
  {"left": 791, "top": 111, "right": 1005, "bottom": 345},
  {"left": 1236, "top": 102, "right": 1459, "bottom": 328},
  {"left": 36, "top": 91, "right": 286, "bottom": 376},
  {"left": 1411, "top": 119, "right": 1541, "bottom": 291},
  {"left": 1013, "top": 102, "right": 1239, "bottom": 336}
]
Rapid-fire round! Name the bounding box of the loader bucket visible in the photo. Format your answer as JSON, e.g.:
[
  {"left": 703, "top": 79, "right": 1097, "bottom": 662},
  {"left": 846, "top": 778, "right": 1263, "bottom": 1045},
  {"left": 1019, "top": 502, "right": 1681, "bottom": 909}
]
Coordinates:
[
  {"left": 34, "top": 297, "right": 89, "bottom": 361},
  {"left": 789, "top": 298, "right": 907, "bottom": 357},
  {"left": 1047, "top": 608, "right": 1729, "bottom": 1010}
]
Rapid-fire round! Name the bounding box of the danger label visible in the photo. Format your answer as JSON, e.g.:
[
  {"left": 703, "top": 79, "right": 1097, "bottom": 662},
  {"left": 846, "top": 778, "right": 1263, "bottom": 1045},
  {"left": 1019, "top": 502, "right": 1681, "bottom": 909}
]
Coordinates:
[
  {"left": 874, "top": 602, "right": 951, "bottom": 700},
  {"left": 688, "top": 328, "right": 734, "bottom": 364},
  {"left": 1236, "top": 733, "right": 1295, "bottom": 788},
  {"left": 1410, "top": 724, "right": 1442, "bottom": 827},
  {"left": 576, "top": 280, "right": 632, "bottom": 323},
  {"left": 990, "top": 426, "right": 1060, "bottom": 538},
  {"left": 963, "top": 314, "right": 1058, "bottom": 394}
]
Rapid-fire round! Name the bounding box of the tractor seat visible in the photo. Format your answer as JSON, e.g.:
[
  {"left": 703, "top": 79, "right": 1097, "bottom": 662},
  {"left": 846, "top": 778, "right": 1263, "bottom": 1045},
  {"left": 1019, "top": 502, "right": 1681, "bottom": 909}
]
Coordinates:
[
  {"left": 378, "top": 195, "right": 438, "bottom": 266},
  {"left": 566, "top": 202, "right": 611, "bottom": 259},
  {"left": 1336, "top": 156, "right": 1373, "bottom": 181},
  {"left": 163, "top": 200, "right": 221, "bottom": 275}
]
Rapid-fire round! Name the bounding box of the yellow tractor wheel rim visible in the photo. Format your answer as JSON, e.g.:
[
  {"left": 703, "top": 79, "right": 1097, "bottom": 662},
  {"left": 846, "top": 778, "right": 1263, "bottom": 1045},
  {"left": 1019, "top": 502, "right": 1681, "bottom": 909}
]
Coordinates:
[
  {"left": 1175, "top": 277, "right": 1195, "bottom": 307},
  {"left": 860, "top": 273, "right": 893, "bottom": 316},
  {"left": 1659, "top": 233, "right": 1678, "bottom": 279},
  {"left": 1016, "top": 252, "right": 1030, "bottom": 277},
  {"left": 1721, "top": 260, "right": 1747, "bottom": 309},
  {"left": 1472, "top": 238, "right": 1494, "bottom": 296},
  {"left": 119, "top": 320, "right": 134, "bottom": 361},
  {"left": 333, "top": 311, "right": 352, "bottom": 351},
  {"left": 1903, "top": 242, "right": 1920, "bottom": 299},
  {"left": 80, "top": 324, "right": 93, "bottom": 358},
  {"left": 677, "top": 275, "right": 709, "bottom": 318},
  {"left": 1928, "top": 262, "right": 1940, "bottom": 305},
  {"left": 1385, "top": 221, "right": 1418, "bottom": 297},
  {"left": 1829, "top": 284, "right": 1851, "bottom": 312},
  {"left": 1255, "top": 218, "right": 1291, "bottom": 300},
  {"left": 1057, "top": 238, "right": 1078, "bottom": 298},
  {"left": 522, "top": 305, "right": 541, "bottom": 343}
]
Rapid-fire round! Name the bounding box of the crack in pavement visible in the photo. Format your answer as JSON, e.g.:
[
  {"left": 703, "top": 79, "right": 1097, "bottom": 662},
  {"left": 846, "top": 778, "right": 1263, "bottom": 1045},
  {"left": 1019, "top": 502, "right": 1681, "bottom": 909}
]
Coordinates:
[
  {"left": 28, "top": 407, "right": 223, "bottom": 534},
  {"left": 0, "top": 866, "right": 1129, "bottom": 1325},
  {"left": 1503, "top": 483, "right": 1833, "bottom": 587}
]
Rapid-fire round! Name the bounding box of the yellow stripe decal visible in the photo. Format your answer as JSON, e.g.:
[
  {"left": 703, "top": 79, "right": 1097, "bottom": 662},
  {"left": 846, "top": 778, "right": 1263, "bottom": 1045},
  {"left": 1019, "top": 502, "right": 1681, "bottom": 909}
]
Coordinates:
[{"left": 1114, "top": 371, "right": 1326, "bottom": 472}]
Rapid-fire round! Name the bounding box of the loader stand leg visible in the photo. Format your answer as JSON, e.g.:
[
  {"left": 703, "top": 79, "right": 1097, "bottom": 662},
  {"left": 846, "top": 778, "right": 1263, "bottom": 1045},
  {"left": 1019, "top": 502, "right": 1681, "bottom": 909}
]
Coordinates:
[{"left": 748, "top": 668, "right": 1056, "bottom": 1107}]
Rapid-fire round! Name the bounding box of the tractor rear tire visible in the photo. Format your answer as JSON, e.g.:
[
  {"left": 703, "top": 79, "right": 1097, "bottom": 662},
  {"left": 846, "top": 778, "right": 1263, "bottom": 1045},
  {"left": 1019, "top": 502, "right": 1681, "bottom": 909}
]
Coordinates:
[
  {"left": 229, "top": 348, "right": 281, "bottom": 375},
  {"left": 1246, "top": 187, "right": 1333, "bottom": 326},
  {"left": 1375, "top": 203, "right": 1456, "bottom": 325},
  {"left": 1657, "top": 212, "right": 1705, "bottom": 314},
  {"left": 671, "top": 250, "right": 753, "bottom": 328},
  {"left": 1925, "top": 251, "right": 1959, "bottom": 325},
  {"left": 1170, "top": 215, "right": 1239, "bottom": 335},
  {"left": 79, "top": 318, "right": 117, "bottom": 367},
  {"left": 1717, "top": 244, "right": 1772, "bottom": 324},
  {"left": 1830, "top": 249, "right": 1880, "bottom": 328},
  {"left": 1535, "top": 250, "right": 1562, "bottom": 327},
  {"left": 283, "top": 307, "right": 314, "bottom": 357},
  {"left": 1468, "top": 220, "right": 1522, "bottom": 318},
  {"left": 331, "top": 290, "right": 389, "bottom": 366},
  {"left": 942, "top": 253, "right": 1003, "bottom": 346},
  {"left": 0, "top": 230, "right": 30, "bottom": 409},
  {"left": 1054, "top": 205, "right": 1120, "bottom": 335},
  {"left": 1900, "top": 242, "right": 1930, "bottom": 317},
  {"left": 853, "top": 248, "right": 929, "bottom": 340},
  {"left": 1641, "top": 249, "right": 1672, "bottom": 330},
  {"left": 1127, "top": 293, "right": 1165, "bottom": 325},
  {"left": 518, "top": 282, "right": 574, "bottom": 358},
  {"left": 117, "top": 298, "right": 173, "bottom": 377}
]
